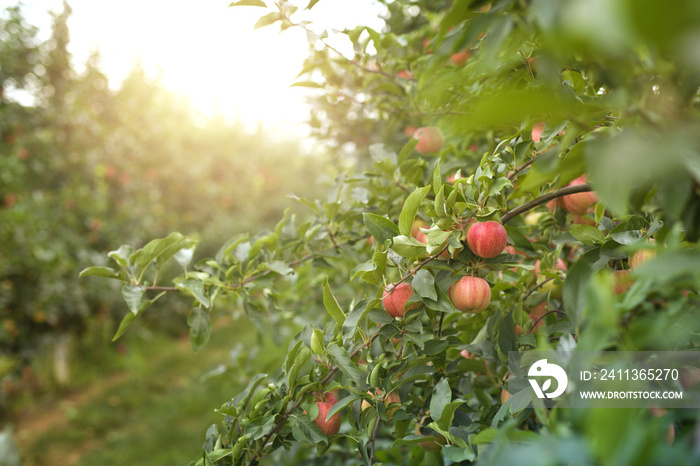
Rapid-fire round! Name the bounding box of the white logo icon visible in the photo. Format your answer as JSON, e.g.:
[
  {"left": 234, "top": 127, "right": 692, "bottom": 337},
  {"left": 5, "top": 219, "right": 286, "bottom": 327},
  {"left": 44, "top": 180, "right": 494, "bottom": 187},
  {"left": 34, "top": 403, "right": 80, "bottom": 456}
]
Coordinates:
[{"left": 528, "top": 359, "right": 568, "bottom": 399}]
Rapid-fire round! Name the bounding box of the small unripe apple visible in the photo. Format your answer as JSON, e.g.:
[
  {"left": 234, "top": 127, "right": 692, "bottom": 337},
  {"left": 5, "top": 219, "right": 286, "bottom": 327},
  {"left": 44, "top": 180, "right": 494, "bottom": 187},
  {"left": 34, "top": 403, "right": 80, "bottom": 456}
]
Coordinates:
[
  {"left": 679, "top": 366, "right": 700, "bottom": 389},
  {"left": 450, "top": 50, "right": 470, "bottom": 66},
  {"left": 611, "top": 270, "right": 634, "bottom": 295},
  {"left": 413, "top": 127, "right": 445, "bottom": 154},
  {"left": 532, "top": 122, "right": 545, "bottom": 142},
  {"left": 466, "top": 221, "right": 508, "bottom": 259},
  {"left": 562, "top": 175, "right": 598, "bottom": 214},
  {"left": 313, "top": 401, "right": 341, "bottom": 435},
  {"left": 383, "top": 283, "right": 418, "bottom": 318},
  {"left": 524, "top": 212, "right": 544, "bottom": 226},
  {"left": 449, "top": 276, "right": 491, "bottom": 313},
  {"left": 629, "top": 248, "right": 656, "bottom": 270}
]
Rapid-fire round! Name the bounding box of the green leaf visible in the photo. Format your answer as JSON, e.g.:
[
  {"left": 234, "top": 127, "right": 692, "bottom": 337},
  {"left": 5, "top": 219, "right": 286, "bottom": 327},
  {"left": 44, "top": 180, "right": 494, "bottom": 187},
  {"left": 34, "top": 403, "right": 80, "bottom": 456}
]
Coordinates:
[
  {"left": 391, "top": 235, "right": 427, "bottom": 258},
  {"left": 609, "top": 216, "right": 647, "bottom": 245},
  {"left": 112, "top": 292, "right": 164, "bottom": 341},
  {"left": 291, "top": 414, "right": 326, "bottom": 444},
  {"left": 398, "top": 186, "right": 431, "bottom": 236},
  {"left": 254, "top": 11, "right": 280, "bottom": 29},
  {"left": 121, "top": 284, "right": 145, "bottom": 315},
  {"left": 131, "top": 232, "right": 192, "bottom": 272},
  {"left": 325, "top": 394, "right": 358, "bottom": 420},
  {"left": 78, "top": 266, "right": 126, "bottom": 281},
  {"left": 412, "top": 269, "right": 437, "bottom": 301},
  {"left": 174, "top": 278, "right": 210, "bottom": 308},
  {"left": 473, "top": 427, "right": 498, "bottom": 445},
  {"left": 436, "top": 400, "right": 465, "bottom": 431},
  {"left": 188, "top": 307, "right": 211, "bottom": 353},
  {"left": 326, "top": 344, "right": 363, "bottom": 387},
  {"left": 322, "top": 277, "right": 346, "bottom": 324},
  {"left": 569, "top": 224, "right": 606, "bottom": 246},
  {"left": 229, "top": 0, "right": 266, "bottom": 6},
  {"left": 498, "top": 310, "right": 517, "bottom": 355},
  {"left": 563, "top": 260, "right": 593, "bottom": 326},
  {"left": 108, "top": 244, "right": 134, "bottom": 270},
  {"left": 432, "top": 160, "right": 443, "bottom": 196},
  {"left": 306, "top": 0, "right": 322, "bottom": 9},
  {"left": 291, "top": 80, "right": 324, "bottom": 88},
  {"left": 430, "top": 378, "right": 451, "bottom": 422},
  {"left": 362, "top": 213, "right": 400, "bottom": 244},
  {"left": 245, "top": 415, "right": 276, "bottom": 440}
]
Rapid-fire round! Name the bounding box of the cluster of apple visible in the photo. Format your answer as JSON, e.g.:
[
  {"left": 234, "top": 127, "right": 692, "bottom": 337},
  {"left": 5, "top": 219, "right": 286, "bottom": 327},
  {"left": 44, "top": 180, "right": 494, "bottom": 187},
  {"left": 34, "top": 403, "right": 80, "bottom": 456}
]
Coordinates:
[{"left": 383, "top": 220, "right": 508, "bottom": 317}]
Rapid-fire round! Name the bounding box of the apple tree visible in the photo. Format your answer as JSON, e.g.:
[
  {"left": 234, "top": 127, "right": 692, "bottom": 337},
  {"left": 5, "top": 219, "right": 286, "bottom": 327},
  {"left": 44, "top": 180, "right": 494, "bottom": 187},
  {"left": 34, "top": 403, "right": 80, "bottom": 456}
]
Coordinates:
[{"left": 83, "top": 0, "right": 700, "bottom": 465}]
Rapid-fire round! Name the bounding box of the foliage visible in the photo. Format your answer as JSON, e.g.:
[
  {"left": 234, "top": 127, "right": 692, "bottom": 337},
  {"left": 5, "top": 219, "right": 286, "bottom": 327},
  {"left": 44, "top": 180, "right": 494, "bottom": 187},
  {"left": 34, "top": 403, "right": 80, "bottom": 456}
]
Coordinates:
[
  {"left": 0, "top": 3, "right": 320, "bottom": 377},
  {"left": 85, "top": 0, "right": 700, "bottom": 465}
]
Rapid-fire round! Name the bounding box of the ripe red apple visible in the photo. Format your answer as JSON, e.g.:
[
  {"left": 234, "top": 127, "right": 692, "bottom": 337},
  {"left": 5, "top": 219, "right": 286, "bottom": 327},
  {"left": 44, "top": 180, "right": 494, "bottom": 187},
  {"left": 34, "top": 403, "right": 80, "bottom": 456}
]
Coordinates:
[
  {"left": 629, "top": 248, "right": 656, "bottom": 270},
  {"left": 383, "top": 283, "right": 418, "bottom": 318},
  {"left": 449, "top": 276, "right": 491, "bottom": 313},
  {"left": 466, "top": 221, "right": 508, "bottom": 259},
  {"left": 562, "top": 175, "right": 598, "bottom": 214},
  {"left": 404, "top": 125, "right": 417, "bottom": 137},
  {"left": 413, "top": 127, "right": 445, "bottom": 154},
  {"left": 450, "top": 50, "right": 470, "bottom": 66},
  {"left": 323, "top": 390, "right": 340, "bottom": 406},
  {"left": 611, "top": 270, "right": 634, "bottom": 295},
  {"left": 313, "top": 401, "right": 341, "bottom": 436},
  {"left": 532, "top": 122, "right": 545, "bottom": 142}
]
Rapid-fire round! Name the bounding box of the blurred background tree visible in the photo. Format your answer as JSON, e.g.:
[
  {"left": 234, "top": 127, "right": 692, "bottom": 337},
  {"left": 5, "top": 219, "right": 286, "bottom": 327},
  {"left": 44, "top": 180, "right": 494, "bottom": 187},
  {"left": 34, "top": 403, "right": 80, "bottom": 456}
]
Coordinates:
[{"left": 0, "top": 1, "right": 323, "bottom": 397}]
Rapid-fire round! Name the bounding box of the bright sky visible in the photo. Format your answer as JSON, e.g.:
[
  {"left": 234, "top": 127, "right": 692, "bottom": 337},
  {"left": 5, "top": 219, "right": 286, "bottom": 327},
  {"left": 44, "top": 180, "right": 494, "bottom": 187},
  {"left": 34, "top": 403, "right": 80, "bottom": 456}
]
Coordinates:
[{"left": 20, "top": 0, "right": 386, "bottom": 135}]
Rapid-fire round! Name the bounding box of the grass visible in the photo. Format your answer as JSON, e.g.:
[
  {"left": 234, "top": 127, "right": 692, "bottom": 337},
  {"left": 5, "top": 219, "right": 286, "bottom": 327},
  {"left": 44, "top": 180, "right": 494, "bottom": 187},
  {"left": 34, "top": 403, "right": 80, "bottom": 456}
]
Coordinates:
[{"left": 14, "top": 314, "right": 287, "bottom": 466}]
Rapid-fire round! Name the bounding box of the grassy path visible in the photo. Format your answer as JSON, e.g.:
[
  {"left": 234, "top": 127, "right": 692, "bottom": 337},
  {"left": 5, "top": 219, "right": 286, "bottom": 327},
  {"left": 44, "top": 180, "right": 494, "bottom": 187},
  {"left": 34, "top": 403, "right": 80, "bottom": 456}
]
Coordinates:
[{"left": 12, "top": 316, "right": 285, "bottom": 465}]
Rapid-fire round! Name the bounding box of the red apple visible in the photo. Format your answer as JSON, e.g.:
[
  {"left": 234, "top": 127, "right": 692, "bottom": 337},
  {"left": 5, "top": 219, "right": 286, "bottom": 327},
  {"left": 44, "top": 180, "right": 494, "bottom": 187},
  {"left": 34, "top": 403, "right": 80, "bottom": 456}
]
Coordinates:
[
  {"left": 466, "top": 221, "right": 508, "bottom": 259},
  {"left": 383, "top": 283, "right": 418, "bottom": 318},
  {"left": 404, "top": 125, "right": 417, "bottom": 137},
  {"left": 413, "top": 127, "right": 445, "bottom": 154},
  {"left": 562, "top": 175, "right": 598, "bottom": 214},
  {"left": 612, "top": 270, "right": 634, "bottom": 295},
  {"left": 397, "top": 70, "right": 413, "bottom": 79},
  {"left": 313, "top": 401, "right": 341, "bottom": 436},
  {"left": 323, "top": 390, "right": 340, "bottom": 406},
  {"left": 449, "top": 276, "right": 491, "bottom": 313},
  {"left": 450, "top": 50, "right": 470, "bottom": 66},
  {"left": 629, "top": 248, "right": 656, "bottom": 270},
  {"left": 532, "top": 122, "right": 545, "bottom": 142}
]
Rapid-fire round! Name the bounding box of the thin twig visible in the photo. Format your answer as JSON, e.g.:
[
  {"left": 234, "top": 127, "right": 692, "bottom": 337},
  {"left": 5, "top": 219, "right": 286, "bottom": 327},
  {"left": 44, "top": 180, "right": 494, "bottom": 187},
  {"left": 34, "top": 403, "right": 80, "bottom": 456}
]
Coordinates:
[
  {"left": 530, "top": 309, "right": 567, "bottom": 333},
  {"left": 369, "top": 414, "right": 381, "bottom": 465}
]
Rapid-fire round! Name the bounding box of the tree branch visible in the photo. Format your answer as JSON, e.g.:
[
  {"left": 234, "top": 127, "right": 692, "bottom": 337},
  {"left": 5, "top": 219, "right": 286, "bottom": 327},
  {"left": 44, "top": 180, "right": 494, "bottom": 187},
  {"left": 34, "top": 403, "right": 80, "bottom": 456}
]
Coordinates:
[{"left": 500, "top": 183, "right": 592, "bottom": 224}]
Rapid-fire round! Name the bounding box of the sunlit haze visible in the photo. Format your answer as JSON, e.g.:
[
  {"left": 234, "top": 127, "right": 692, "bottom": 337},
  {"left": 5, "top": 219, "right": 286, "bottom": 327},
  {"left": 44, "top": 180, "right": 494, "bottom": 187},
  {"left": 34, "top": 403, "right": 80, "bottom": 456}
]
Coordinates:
[{"left": 20, "top": 0, "right": 386, "bottom": 136}]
